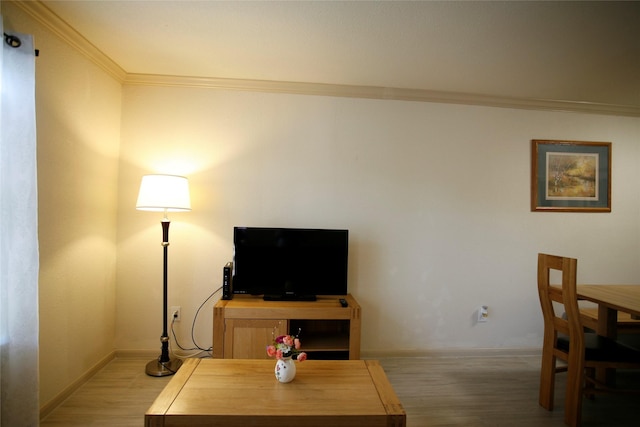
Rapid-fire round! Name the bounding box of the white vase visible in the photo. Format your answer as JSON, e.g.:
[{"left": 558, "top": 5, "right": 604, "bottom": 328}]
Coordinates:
[{"left": 274, "top": 357, "right": 296, "bottom": 383}]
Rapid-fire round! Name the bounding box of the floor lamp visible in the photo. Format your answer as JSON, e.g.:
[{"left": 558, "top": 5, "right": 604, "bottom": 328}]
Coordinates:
[{"left": 136, "top": 174, "right": 191, "bottom": 377}]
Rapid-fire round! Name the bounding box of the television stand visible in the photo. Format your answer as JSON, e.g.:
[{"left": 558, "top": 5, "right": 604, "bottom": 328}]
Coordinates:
[
  {"left": 263, "top": 293, "right": 317, "bottom": 301},
  {"left": 213, "top": 294, "right": 361, "bottom": 359}
]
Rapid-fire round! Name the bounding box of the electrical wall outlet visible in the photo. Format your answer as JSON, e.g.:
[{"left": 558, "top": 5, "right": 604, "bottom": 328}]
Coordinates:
[
  {"left": 477, "top": 305, "right": 488, "bottom": 323},
  {"left": 171, "top": 306, "right": 181, "bottom": 322}
]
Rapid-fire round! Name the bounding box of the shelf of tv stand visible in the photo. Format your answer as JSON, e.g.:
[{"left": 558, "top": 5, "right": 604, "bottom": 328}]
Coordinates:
[{"left": 213, "top": 294, "right": 361, "bottom": 360}]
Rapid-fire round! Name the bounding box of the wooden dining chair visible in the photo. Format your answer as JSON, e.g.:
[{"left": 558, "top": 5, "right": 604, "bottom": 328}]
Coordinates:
[{"left": 537, "top": 253, "right": 640, "bottom": 427}]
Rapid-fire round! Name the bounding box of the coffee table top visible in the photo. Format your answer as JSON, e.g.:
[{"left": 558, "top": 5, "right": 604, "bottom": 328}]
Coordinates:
[{"left": 146, "top": 358, "right": 405, "bottom": 427}]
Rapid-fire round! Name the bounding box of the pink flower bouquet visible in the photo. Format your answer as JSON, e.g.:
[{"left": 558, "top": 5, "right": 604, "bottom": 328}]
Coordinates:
[{"left": 266, "top": 334, "right": 307, "bottom": 361}]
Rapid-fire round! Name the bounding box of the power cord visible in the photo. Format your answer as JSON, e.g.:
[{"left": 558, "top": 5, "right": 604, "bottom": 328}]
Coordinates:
[
  {"left": 192, "top": 286, "right": 222, "bottom": 351},
  {"left": 170, "top": 286, "right": 222, "bottom": 358}
]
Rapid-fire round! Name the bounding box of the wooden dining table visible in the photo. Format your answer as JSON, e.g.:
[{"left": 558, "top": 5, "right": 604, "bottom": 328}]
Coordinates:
[
  {"left": 576, "top": 284, "right": 640, "bottom": 391},
  {"left": 576, "top": 285, "right": 640, "bottom": 339}
]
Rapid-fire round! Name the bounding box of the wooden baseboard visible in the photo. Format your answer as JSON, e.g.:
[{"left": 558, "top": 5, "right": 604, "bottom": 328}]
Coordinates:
[
  {"left": 114, "top": 349, "right": 211, "bottom": 359},
  {"left": 39, "top": 351, "right": 116, "bottom": 420},
  {"left": 114, "top": 349, "right": 160, "bottom": 359},
  {"left": 362, "top": 347, "right": 541, "bottom": 359}
]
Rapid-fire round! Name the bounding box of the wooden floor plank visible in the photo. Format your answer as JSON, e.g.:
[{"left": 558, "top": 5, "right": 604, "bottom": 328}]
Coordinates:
[{"left": 41, "top": 355, "right": 639, "bottom": 426}]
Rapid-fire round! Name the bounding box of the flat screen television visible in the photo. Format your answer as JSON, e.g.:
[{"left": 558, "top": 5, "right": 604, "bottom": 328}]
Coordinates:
[{"left": 232, "top": 227, "right": 349, "bottom": 300}]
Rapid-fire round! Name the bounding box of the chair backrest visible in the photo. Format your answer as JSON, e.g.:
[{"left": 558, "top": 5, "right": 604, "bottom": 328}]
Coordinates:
[{"left": 537, "top": 253, "right": 584, "bottom": 351}]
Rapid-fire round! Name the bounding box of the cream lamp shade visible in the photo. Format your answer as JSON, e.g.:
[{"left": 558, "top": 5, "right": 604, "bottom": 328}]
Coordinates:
[{"left": 136, "top": 174, "right": 191, "bottom": 212}]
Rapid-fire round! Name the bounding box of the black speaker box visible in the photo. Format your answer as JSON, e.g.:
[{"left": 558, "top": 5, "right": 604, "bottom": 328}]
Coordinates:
[{"left": 222, "top": 262, "right": 233, "bottom": 300}]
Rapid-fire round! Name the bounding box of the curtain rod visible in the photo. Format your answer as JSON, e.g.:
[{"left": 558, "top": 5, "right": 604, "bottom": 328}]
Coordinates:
[{"left": 3, "top": 32, "right": 39, "bottom": 56}]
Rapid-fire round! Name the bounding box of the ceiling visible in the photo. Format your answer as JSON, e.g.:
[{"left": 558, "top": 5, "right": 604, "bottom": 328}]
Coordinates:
[{"left": 31, "top": 1, "right": 640, "bottom": 112}]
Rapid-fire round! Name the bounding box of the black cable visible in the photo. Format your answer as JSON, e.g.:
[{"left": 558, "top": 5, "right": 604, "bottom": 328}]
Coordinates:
[
  {"left": 192, "top": 286, "right": 222, "bottom": 351},
  {"left": 170, "top": 286, "right": 222, "bottom": 354},
  {"left": 170, "top": 318, "right": 200, "bottom": 352}
]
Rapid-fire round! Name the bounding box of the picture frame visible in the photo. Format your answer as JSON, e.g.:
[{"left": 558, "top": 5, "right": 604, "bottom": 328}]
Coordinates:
[{"left": 531, "top": 139, "right": 611, "bottom": 212}]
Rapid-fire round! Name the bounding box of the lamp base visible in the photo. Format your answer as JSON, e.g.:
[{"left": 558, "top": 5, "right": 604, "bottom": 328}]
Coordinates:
[{"left": 145, "top": 357, "right": 183, "bottom": 377}]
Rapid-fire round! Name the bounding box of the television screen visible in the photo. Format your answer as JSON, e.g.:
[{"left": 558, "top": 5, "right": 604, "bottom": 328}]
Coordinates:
[{"left": 233, "top": 227, "right": 349, "bottom": 300}]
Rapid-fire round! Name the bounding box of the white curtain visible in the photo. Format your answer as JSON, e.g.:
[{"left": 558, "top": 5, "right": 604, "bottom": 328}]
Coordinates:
[{"left": 0, "top": 18, "right": 40, "bottom": 426}]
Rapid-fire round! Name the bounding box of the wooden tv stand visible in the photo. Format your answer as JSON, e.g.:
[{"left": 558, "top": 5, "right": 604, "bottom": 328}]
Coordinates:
[{"left": 213, "top": 294, "right": 361, "bottom": 359}]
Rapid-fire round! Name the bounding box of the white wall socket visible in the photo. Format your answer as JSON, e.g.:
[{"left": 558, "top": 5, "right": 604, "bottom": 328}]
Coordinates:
[
  {"left": 477, "top": 305, "right": 488, "bottom": 323},
  {"left": 171, "top": 306, "right": 181, "bottom": 322}
]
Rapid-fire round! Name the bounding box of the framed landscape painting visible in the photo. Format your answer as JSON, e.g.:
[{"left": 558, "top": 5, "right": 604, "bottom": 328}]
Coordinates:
[{"left": 531, "top": 140, "right": 611, "bottom": 212}]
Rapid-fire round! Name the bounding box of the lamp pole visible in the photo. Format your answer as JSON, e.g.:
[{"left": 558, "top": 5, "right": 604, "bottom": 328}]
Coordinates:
[
  {"left": 136, "top": 174, "right": 190, "bottom": 377},
  {"left": 146, "top": 217, "right": 183, "bottom": 376}
]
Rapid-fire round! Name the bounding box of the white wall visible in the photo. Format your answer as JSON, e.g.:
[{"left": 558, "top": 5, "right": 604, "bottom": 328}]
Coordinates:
[{"left": 117, "top": 85, "right": 640, "bottom": 355}]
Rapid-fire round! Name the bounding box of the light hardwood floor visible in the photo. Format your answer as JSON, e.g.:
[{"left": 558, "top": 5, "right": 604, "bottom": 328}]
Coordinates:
[{"left": 41, "top": 355, "right": 638, "bottom": 426}]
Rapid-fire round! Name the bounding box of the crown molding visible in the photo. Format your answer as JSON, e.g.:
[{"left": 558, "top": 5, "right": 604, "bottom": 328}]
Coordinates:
[
  {"left": 10, "top": 0, "right": 126, "bottom": 82},
  {"left": 15, "top": 1, "right": 640, "bottom": 117},
  {"left": 124, "top": 74, "right": 640, "bottom": 117}
]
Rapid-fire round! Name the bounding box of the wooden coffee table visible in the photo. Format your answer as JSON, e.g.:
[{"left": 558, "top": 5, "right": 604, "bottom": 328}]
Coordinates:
[{"left": 145, "top": 358, "right": 406, "bottom": 427}]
